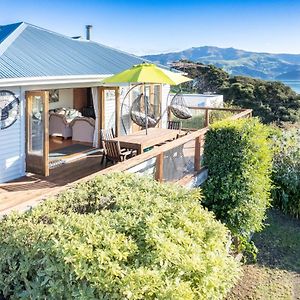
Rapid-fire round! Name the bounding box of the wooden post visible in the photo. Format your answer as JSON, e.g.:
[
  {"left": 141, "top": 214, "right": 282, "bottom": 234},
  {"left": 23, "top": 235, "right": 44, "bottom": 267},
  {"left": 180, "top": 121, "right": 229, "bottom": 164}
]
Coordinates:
[
  {"left": 204, "top": 108, "right": 210, "bottom": 127},
  {"left": 155, "top": 152, "right": 164, "bottom": 182},
  {"left": 194, "top": 135, "right": 201, "bottom": 172},
  {"left": 73, "top": 88, "right": 87, "bottom": 111},
  {"left": 149, "top": 84, "right": 154, "bottom": 106},
  {"left": 167, "top": 106, "right": 171, "bottom": 123},
  {"left": 98, "top": 87, "right": 104, "bottom": 148},
  {"left": 43, "top": 91, "right": 50, "bottom": 177},
  {"left": 158, "top": 84, "right": 162, "bottom": 128}
]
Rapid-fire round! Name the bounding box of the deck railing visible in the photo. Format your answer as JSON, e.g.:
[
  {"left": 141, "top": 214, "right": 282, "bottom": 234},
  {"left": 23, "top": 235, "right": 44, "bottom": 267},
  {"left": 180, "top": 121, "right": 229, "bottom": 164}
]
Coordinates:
[
  {"left": 0, "top": 107, "right": 254, "bottom": 216},
  {"left": 92, "top": 107, "right": 253, "bottom": 186}
]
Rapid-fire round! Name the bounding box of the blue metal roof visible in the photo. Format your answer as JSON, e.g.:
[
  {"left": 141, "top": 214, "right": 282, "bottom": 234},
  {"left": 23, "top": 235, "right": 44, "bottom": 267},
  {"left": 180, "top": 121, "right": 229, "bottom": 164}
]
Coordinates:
[{"left": 0, "top": 22, "right": 149, "bottom": 79}]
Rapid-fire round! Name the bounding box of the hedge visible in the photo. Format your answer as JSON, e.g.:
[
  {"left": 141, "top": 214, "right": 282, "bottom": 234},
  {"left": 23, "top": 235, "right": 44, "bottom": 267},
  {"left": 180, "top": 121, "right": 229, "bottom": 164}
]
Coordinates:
[
  {"left": 202, "top": 118, "right": 273, "bottom": 252},
  {"left": 0, "top": 173, "right": 240, "bottom": 299},
  {"left": 272, "top": 128, "right": 300, "bottom": 218}
]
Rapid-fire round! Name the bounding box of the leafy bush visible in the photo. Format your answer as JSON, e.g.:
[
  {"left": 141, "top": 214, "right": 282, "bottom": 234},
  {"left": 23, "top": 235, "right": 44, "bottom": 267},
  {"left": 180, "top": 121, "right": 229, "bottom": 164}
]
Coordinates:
[
  {"left": 202, "top": 118, "right": 273, "bottom": 253},
  {"left": 0, "top": 173, "right": 240, "bottom": 299},
  {"left": 209, "top": 109, "right": 235, "bottom": 125},
  {"left": 222, "top": 77, "right": 300, "bottom": 124},
  {"left": 272, "top": 128, "right": 300, "bottom": 218}
]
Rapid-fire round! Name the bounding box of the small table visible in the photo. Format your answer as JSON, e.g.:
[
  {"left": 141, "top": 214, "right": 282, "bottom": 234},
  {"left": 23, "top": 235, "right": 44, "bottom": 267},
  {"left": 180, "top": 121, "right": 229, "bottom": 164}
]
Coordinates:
[{"left": 112, "top": 128, "right": 180, "bottom": 154}]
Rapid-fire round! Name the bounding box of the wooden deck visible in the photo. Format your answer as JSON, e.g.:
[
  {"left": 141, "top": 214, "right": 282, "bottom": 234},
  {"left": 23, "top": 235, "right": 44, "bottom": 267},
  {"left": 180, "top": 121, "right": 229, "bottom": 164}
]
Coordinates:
[
  {"left": 0, "top": 152, "right": 105, "bottom": 215},
  {"left": 0, "top": 139, "right": 193, "bottom": 216},
  {"left": 0, "top": 108, "right": 253, "bottom": 216}
]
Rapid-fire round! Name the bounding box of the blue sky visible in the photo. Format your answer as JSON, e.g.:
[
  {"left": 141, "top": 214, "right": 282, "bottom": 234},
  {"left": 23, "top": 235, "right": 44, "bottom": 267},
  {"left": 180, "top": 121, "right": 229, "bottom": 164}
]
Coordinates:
[{"left": 1, "top": 0, "right": 299, "bottom": 55}]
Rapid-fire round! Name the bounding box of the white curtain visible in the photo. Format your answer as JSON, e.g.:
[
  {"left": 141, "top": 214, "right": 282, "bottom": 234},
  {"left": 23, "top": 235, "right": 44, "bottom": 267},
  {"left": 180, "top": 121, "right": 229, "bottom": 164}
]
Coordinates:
[{"left": 92, "top": 87, "right": 99, "bottom": 148}]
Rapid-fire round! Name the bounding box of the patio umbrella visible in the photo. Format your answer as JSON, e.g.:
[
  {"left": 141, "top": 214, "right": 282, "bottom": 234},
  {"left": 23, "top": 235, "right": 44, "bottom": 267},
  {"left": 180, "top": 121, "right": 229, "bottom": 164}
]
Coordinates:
[{"left": 102, "top": 63, "right": 192, "bottom": 134}]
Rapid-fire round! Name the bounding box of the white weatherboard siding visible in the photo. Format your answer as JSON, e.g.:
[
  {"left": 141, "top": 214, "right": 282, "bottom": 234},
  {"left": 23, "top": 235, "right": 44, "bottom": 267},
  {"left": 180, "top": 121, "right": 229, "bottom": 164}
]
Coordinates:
[
  {"left": 103, "top": 85, "right": 133, "bottom": 135},
  {"left": 0, "top": 86, "right": 25, "bottom": 183},
  {"left": 161, "top": 84, "right": 170, "bottom": 128},
  {"left": 120, "top": 86, "right": 131, "bottom": 136}
]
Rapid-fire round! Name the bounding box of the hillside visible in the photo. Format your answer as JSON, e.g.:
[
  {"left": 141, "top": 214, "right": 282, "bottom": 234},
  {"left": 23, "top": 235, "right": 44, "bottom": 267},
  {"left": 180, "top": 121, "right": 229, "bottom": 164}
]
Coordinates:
[
  {"left": 173, "top": 61, "right": 300, "bottom": 124},
  {"left": 143, "top": 46, "right": 300, "bottom": 80}
]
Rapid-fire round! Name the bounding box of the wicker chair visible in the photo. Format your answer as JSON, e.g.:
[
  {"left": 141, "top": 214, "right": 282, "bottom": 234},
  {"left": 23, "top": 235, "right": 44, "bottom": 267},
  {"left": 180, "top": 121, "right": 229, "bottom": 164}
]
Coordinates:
[
  {"left": 70, "top": 117, "right": 95, "bottom": 143},
  {"left": 49, "top": 113, "right": 72, "bottom": 139}
]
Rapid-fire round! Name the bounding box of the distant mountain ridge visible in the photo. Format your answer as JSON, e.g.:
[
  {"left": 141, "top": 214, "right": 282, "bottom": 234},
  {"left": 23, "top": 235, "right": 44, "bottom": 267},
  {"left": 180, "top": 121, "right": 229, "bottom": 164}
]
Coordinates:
[{"left": 142, "top": 46, "right": 300, "bottom": 80}]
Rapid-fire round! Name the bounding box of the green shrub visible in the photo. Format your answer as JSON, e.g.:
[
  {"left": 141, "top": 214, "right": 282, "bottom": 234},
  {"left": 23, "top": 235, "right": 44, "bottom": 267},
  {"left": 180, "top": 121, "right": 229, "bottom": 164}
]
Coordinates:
[
  {"left": 272, "top": 128, "right": 300, "bottom": 218},
  {"left": 202, "top": 118, "right": 273, "bottom": 254},
  {"left": 0, "top": 173, "right": 240, "bottom": 299},
  {"left": 209, "top": 110, "right": 235, "bottom": 124}
]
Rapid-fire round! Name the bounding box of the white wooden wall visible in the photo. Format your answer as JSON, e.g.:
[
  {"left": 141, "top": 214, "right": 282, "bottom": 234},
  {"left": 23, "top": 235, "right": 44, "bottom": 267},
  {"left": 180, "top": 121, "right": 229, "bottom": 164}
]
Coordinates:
[
  {"left": 49, "top": 89, "right": 73, "bottom": 110},
  {"left": 0, "top": 86, "right": 25, "bottom": 183},
  {"left": 161, "top": 84, "right": 170, "bottom": 128},
  {"left": 120, "top": 85, "right": 132, "bottom": 135}
]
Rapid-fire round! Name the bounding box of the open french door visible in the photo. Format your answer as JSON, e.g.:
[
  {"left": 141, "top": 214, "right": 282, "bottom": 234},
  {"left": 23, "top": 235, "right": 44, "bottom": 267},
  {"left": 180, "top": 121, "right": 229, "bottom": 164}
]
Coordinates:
[
  {"left": 99, "top": 86, "right": 120, "bottom": 138},
  {"left": 25, "top": 91, "right": 49, "bottom": 176}
]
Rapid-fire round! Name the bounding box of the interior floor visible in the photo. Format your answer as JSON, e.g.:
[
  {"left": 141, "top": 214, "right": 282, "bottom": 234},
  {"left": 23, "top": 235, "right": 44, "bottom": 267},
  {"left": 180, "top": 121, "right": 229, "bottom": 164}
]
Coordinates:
[
  {"left": 50, "top": 136, "right": 93, "bottom": 151},
  {"left": 48, "top": 136, "right": 100, "bottom": 171},
  {"left": 49, "top": 136, "right": 96, "bottom": 161}
]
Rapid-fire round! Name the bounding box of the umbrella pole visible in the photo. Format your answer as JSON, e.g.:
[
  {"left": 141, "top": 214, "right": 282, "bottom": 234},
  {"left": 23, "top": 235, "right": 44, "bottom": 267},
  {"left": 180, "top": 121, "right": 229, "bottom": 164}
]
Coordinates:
[{"left": 143, "top": 83, "right": 148, "bottom": 135}]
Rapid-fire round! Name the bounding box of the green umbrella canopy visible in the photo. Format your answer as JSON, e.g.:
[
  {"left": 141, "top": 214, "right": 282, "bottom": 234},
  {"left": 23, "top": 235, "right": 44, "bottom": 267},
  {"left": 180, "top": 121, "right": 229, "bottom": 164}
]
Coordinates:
[{"left": 102, "top": 63, "right": 192, "bottom": 85}]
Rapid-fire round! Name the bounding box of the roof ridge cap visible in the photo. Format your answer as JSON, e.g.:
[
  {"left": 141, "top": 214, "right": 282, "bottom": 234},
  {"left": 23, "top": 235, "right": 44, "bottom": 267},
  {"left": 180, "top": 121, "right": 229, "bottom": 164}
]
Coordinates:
[
  {"left": 23, "top": 22, "right": 78, "bottom": 41},
  {"left": 0, "top": 22, "right": 163, "bottom": 68},
  {"left": 16, "top": 22, "right": 154, "bottom": 64}
]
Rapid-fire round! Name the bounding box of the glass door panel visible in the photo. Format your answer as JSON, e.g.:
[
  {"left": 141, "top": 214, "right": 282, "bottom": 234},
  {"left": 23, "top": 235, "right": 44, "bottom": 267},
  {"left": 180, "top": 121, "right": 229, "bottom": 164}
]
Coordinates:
[
  {"left": 28, "top": 95, "right": 44, "bottom": 155},
  {"left": 26, "top": 91, "right": 49, "bottom": 176},
  {"left": 104, "top": 89, "right": 116, "bottom": 132}
]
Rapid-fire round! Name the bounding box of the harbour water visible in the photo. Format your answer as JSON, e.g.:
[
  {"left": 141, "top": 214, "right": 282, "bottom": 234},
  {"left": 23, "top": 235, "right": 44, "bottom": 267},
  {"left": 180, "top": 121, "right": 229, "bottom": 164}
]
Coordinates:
[{"left": 281, "top": 80, "right": 300, "bottom": 94}]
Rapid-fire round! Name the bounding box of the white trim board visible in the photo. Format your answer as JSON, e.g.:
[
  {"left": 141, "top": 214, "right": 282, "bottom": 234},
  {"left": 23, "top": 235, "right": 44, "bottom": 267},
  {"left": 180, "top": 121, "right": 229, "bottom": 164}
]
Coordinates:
[{"left": 0, "top": 74, "right": 113, "bottom": 88}]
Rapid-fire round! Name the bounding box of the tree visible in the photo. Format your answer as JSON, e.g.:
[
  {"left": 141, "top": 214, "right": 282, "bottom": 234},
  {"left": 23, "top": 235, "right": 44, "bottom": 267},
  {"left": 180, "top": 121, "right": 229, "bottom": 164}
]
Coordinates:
[{"left": 174, "top": 61, "right": 300, "bottom": 124}]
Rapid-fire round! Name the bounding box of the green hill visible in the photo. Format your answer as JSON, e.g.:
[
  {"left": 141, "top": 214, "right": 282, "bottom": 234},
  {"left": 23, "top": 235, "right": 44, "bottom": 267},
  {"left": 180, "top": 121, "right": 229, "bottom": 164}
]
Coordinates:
[{"left": 143, "top": 46, "right": 300, "bottom": 80}]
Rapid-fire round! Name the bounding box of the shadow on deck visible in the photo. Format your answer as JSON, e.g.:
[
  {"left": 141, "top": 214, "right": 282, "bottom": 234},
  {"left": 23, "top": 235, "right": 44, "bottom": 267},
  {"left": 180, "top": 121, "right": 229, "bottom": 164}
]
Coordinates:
[{"left": 0, "top": 153, "right": 107, "bottom": 215}]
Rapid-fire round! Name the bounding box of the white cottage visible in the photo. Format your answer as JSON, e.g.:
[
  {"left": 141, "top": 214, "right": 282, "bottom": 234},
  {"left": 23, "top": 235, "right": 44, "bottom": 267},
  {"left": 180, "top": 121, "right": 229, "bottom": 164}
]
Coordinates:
[{"left": 0, "top": 22, "right": 169, "bottom": 183}]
